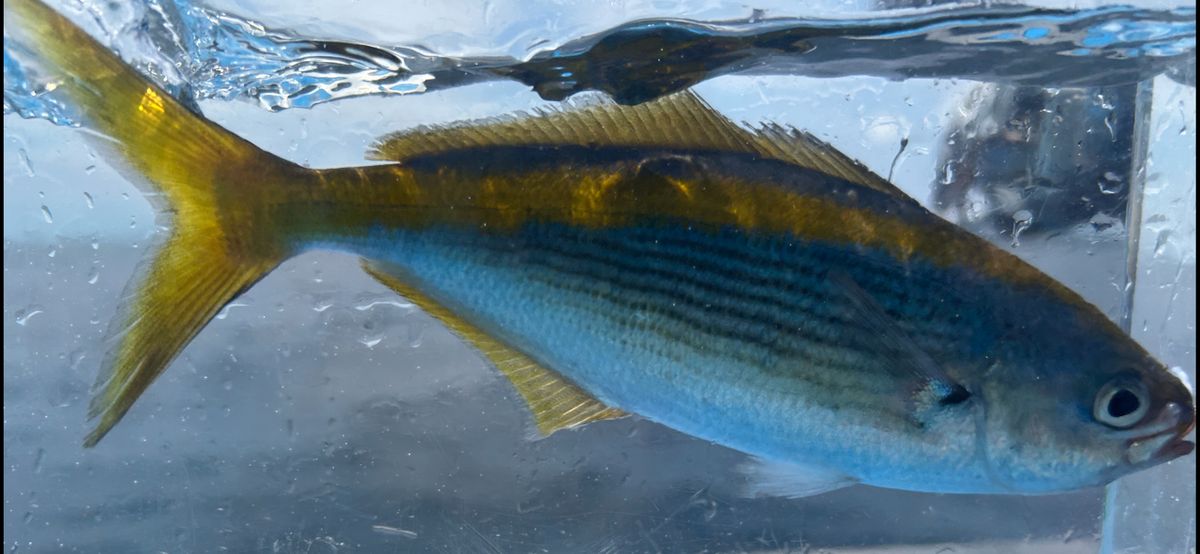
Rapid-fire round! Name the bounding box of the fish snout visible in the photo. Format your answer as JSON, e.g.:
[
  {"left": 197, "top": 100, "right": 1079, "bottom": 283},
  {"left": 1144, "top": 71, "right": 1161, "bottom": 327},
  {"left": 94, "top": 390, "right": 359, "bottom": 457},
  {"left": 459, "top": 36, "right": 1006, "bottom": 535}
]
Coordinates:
[{"left": 1125, "top": 402, "right": 1195, "bottom": 466}]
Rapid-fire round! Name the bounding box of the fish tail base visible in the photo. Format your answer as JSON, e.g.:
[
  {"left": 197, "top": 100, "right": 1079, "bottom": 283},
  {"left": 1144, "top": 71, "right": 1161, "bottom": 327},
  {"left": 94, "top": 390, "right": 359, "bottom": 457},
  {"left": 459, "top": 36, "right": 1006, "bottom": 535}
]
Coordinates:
[{"left": 6, "top": 0, "right": 305, "bottom": 446}]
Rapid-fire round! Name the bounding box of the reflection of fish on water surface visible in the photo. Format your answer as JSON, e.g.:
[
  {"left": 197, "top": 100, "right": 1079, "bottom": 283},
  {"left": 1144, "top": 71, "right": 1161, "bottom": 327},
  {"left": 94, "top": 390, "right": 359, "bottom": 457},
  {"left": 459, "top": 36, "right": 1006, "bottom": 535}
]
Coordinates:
[{"left": 6, "top": 0, "right": 1194, "bottom": 498}]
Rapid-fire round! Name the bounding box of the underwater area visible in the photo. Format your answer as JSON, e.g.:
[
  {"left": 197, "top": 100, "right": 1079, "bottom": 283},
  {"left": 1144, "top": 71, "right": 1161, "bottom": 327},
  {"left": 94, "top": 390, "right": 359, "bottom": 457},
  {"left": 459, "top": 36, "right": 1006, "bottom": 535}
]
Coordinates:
[{"left": 3, "top": 0, "right": 1196, "bottom": 552}]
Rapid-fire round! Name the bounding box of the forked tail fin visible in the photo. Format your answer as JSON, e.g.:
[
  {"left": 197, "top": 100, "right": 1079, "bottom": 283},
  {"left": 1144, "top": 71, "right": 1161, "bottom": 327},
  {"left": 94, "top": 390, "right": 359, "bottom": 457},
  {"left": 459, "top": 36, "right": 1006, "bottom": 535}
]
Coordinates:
[{"left": 5, "top": 0, "right": 307, "bottom": 446}]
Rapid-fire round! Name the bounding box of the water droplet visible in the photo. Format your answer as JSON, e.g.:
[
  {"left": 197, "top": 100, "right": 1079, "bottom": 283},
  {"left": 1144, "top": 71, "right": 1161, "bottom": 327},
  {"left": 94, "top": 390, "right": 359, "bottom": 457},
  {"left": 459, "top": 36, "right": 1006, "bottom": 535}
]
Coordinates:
[
  {"left": 1098, "top": 172, "right": 1124, "bottom": 194},
  {"left": 121, "top": 192, "right": 130, "bottom": 200},
  {"left": 87, "top": 267, "right": 100, "bottom": 284},
  {"left": 33, "top": 448, "right": 45, "bottom": 474},
  {"left": 408, "top": 326, "right": 425, "bottom": 348},
  {"left": 354, "top": 299, "right": 415, "bottom": 311},
  {"left": 83, "top": 192, "right": 94, "bottom": 208},
  {"left": 1011, "top": 210, "right": 1033, "bottom": 247},
  {"left": 40, "top": 205, "right": 53, "bottom": 223},
  {"left": 702, "top": 499, "right": 718, "bottom": 522},
  {"left": 1167, "top": 366, "right": 1193, "bottom": 396},
  {"left": 69, "top": 349, "right": 87, "bottom": 369},
  {"left": 84, "top": 165, "right": 96, "bottom": 175},
  {"left": 18, "top": 149, "right": 35, "bottom": 177},
  {"left": 215, "top": 302, "right": 248, "bottom": 320},
  {"left": 313, "top": 301, "right": 334, "bottom": 312},
  {"left": 15, "top": 306, "right": 44, "bottom": 326},
  {"left": 940, "top": 161, "right": 955, "bottom": 184},
  {"left": 1090, "top": 212, "right": 1121, "bottom": 232},
  {"left": 22, "top": 512, "right": 32, "bottom": 524},
  {"left": 1153, "top": 230, "right": 1173, "bottom": 258},
  {"left": 360, "top": 336, "right": 383, "bottom": 348},
  {"left": 371, "top": 525, "right": 417, "bottom": 539},
  {"left": 129, "top": 216, "right": 136, "bottom": 229}
]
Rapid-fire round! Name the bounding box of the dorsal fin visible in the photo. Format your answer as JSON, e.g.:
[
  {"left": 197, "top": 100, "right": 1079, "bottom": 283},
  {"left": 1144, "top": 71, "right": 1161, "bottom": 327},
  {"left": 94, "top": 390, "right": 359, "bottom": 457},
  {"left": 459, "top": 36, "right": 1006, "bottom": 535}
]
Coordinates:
[
  {"left": 748, "top": 123, "right": 915, "bottom": 203},
  {"left": 360, "top": 259, "right": 627, "bottom": 436},
  {"left": 366, "top": 91, "right": 915, "bottom": 203},
  {"left": 367, "top": 91, "right": 754, "bottom": 162}
]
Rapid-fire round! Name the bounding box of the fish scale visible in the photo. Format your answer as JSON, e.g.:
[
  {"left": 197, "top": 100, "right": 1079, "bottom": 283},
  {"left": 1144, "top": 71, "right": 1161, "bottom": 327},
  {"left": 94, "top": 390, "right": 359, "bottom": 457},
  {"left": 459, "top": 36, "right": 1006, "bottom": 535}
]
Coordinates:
[{"left": 348, "top": 222, "right": 971, "bottom": 444}]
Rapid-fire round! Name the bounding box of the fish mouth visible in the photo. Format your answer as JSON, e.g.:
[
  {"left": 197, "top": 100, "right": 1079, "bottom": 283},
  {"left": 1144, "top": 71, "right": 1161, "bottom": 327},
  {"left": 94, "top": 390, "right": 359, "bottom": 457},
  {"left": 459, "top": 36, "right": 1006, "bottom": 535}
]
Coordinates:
[{"left": 1125, "top": 402, "right": 1195, "bottom": 466}]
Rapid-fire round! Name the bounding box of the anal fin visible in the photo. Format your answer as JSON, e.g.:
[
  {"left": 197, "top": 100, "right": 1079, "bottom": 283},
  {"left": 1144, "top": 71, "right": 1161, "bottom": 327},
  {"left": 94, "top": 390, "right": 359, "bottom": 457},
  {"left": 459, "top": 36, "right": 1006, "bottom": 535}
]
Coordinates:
[{"left": 360, "top": 259, "right": 627, "bottom": 436}]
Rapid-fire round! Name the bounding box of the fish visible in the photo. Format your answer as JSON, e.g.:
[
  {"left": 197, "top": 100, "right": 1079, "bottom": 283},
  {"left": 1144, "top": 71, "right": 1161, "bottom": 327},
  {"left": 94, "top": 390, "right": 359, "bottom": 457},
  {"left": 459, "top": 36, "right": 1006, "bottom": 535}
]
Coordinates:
[{"left": 6, "top": 0, "right": 1194, "bottom": 497}]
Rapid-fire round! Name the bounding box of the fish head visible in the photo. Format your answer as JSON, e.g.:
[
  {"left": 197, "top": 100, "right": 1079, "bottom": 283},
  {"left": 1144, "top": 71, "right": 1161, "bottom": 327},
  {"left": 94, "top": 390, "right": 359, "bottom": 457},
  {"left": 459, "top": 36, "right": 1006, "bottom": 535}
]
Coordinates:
[{"left": 974, "top": 307, "right": 1194, "bottom": 494}]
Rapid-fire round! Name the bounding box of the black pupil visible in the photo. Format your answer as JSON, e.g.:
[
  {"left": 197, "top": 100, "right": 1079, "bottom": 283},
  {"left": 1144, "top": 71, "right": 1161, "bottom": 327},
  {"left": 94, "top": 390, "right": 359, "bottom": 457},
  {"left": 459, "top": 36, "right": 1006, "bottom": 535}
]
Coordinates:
[{"left": 1108, "top": 389, "right": 1141, "bottom": 418}]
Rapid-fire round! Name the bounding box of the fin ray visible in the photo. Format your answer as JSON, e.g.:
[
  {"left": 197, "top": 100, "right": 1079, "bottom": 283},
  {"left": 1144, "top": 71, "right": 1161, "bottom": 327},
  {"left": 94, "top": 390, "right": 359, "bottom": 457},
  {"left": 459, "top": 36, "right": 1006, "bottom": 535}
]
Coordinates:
[
  {"left": 360, "top": 259, "right": 627, "bottom": 436},
  {"left": 6, "top": 0, "right": 297, "bottom": 446},
  {"left": 828, "top": 269, "right": 971, "bottom": 413},
  {"left": 86, "top": 247, "right": 279, "bottom": 446},
  {"left": 750, "top": 123, "right": 914, "bottom": 202},
  {"left": 368, "top": 90, "right": 915, "bottom": 202},
  {"left": 367, "top": 92, "right": 751, "bottom": 162},
  {"left": 739, "top": 458, "right": 858, "bottom": 498}
]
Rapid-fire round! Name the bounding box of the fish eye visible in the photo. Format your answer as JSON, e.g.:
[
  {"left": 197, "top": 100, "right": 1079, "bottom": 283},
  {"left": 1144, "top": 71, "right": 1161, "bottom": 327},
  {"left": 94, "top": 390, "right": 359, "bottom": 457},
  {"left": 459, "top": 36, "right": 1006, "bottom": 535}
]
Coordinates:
[{"left": 1093, "top": 378, "right": 1150, "bottom": 429}]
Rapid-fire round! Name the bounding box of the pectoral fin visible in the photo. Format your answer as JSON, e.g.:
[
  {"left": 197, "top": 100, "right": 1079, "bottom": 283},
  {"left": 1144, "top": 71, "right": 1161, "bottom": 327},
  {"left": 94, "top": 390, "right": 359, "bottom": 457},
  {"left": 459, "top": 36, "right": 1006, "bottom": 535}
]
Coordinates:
[
  {"left": 738, "top": 458, "right": 857, "bottom": 499},
  {"left": 360, "top": 260, "right": 627, "bottom": 436},
  {"left": 829, "top": 270, "right": 972, "bottom": 411}
]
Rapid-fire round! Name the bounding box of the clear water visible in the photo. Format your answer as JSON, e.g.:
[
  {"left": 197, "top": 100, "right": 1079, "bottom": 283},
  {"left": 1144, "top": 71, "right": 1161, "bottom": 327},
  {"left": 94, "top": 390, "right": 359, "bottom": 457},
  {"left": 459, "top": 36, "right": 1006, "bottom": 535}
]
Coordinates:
[{"left": 3, "top": 0, "right": 1195, "bottom": 552}]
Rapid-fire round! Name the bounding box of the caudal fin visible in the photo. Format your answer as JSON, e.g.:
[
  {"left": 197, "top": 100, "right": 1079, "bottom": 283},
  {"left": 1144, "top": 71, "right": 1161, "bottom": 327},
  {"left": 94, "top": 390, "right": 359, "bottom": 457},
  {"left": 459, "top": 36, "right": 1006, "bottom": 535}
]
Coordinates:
[{"left": 5, "top": 0, "right": 304, "bottom": 446}]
